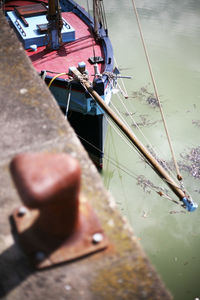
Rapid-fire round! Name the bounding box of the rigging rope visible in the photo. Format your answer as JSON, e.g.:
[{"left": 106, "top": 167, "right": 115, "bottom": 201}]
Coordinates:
[
  {"left": 69, "top": 62, "right": 199, "bottom": 210},
  {"left": 80, "top": 77, "right": 189, "bottom": 199},
  {"left": 130, "top": 0, "right": 182, "bottom": 181},
  {"left": 111, "top": 57, "right": 181, "bottom": 185},
  {"left": 113, "top": 57, "right": 129, "bottom": 98},
  {"left": 78, "top": 131, "right": 181, "bottom": 207},
  {"left": 114, "top": 84, "right": 180, "bottom": 184},
  {"left": 65, "top": 84, "right": 71, "bottom": 119}
]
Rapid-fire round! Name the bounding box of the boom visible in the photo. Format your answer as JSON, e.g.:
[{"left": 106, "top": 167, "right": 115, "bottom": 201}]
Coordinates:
[{"left": 70, "top": 67, "right": 198, "bottom": 212}]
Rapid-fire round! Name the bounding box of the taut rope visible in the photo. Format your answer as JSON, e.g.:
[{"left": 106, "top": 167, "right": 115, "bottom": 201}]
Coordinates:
[{"left": 130, "top": 0, "right": 182, "bottom": 181}]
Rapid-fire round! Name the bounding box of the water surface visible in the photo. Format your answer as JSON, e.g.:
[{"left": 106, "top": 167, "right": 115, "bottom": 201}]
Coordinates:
[
  {"left": 102, "top": 1, "right": 200, "bottom": 299},
  {"left": 76, "top": 0, "right": 199, "bottom": 298}
]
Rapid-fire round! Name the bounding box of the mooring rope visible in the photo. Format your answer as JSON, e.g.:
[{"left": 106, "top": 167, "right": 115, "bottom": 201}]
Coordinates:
[{"left": 130, "top": 0, "right": 182, "bottom": 181}]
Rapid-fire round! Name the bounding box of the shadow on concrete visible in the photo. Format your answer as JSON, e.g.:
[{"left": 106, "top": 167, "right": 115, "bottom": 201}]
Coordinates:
[{"left": 0, "top": 242, "right": 34, "bottom": 298}]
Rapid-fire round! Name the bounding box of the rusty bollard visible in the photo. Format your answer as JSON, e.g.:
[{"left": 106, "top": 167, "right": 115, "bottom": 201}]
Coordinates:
[
  {"left": 10, "top": 152, "right": 108, "bottom": 268},
  {"left": 11, "top": 152, "right": 80, "bottom": 237}
]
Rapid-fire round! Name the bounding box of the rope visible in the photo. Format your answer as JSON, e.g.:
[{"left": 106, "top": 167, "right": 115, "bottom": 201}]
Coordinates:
[
  {"left": 65, "top": 85, "right": 71, "bottom": 119},
  {"left": 78, "top": 132, "right": 181, "bottom": 207},
  {"left": 114, "top": 89, "right": 179, "bottom": 184},
  {"left": 72, "top": 67, "right": 190, "bottom": 202},
  {"left": 109, "top": 127, "right": 131, "bottom": 218},
  {"left": 48, "top": 72, "right": 68, "bottom": 88},
  {"left": 130, "top": 0, "right": 182, "bottom": 181},
  {"left": 114, "top": 57, "right": 129, "bottom": 98},
  {"left": 80, "top": 76, "right": 177, "bottom": 185},
  {"left": 112, "top": 57, "right": 180, "bottom": 185},
  {"left": 82, "top": 78, "right": 184, "bottom": 195},
  {"left": 110, "top": 101, "right": 132, "bottom": 132}
]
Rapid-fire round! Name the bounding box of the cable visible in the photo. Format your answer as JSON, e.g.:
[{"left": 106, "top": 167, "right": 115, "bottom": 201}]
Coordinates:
[{"left": 48, "top": 72, "right": 68, "bottom": 88}]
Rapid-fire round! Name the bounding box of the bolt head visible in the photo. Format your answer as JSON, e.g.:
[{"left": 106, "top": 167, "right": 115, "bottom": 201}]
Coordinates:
[
  {"left": 92, "top": 233, "right": 103, "bottom": 244},
  {"left": 35, "top": 251, "right": 46, "bottom": 261},
  {"left": 17, "top": 206, "right": 27, "bottom": 217}
]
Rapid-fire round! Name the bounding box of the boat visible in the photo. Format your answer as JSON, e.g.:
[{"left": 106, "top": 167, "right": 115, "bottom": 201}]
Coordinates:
[
  {"left": 4, "top": 0, "right": 115, "bottom": 168},
  {"left": 3, "top": 0, "right": 198, "bottom": 211}
]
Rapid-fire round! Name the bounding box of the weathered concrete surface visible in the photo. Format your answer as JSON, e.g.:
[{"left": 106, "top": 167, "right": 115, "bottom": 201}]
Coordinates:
[{"left": 0, "top": 11, "right": 172, "bottom": 300}]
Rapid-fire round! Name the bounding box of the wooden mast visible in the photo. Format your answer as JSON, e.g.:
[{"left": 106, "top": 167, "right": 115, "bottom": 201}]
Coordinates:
[
  {"left": 70, "top": 68, "right": 197, "bottom": 211},
  {"left": 47, "top": 0, "right": 63, "bottom": 49},
  {"left": 93, "top": 0, "right": 100, "bottom": 38},
  {"left": 93, "top": 0, "right": 108, "bottom": 38}
]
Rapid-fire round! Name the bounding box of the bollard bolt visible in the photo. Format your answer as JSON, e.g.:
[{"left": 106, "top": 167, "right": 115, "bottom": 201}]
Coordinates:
[
  {"left": 17, "top": 206, "right": 27, "bottom": 217},
  {"left": 35, "top": 251, "right": 46, "bottom": 261},
  {"left": 92, "top": 232, "right": 103, "bottom": 244}
]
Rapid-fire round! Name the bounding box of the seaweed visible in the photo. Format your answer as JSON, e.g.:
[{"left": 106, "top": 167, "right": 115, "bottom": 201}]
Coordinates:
[
  {"left": 146, "top": 145, "right": 173, "bottom": 171},
  {"left": 122, "top": 112, "right": 160, "bottom": 128},
  {"left": 179, "top": 146, "right": 200, "bottom": 179},
  {"left": 131, "top": 85, "right": 159, "bottom": 108},
  {"left": 146, "top": 95, "right": 159, "bottom": 108},
  {"left": 192, "top": 120, "right": 200, "bottom": 127},
  {"left": 131, "top": 114, "right": 159, "bottom": 128},
  {"left": 136, "top": 174, "right": 169, "bottom": 195}
]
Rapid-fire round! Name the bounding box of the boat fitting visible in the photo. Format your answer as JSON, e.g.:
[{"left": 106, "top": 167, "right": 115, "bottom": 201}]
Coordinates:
[{"left": 182, "top": 197, "right": 198, "bottom": 212}]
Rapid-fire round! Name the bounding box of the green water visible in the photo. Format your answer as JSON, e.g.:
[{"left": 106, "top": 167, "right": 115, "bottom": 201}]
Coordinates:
[
  {"left": 102, "top": 0, "right": 200, "bottom": 299},
  {"left": 78, "top": 0, "right": 199, "bottom": 298}
]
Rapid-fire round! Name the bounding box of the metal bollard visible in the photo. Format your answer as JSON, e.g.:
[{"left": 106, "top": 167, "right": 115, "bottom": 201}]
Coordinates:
[{"left": 10, "top": 152, "right": 108, "bottom": 268}]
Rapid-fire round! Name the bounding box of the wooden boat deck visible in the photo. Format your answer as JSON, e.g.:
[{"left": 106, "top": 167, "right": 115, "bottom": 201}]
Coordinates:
[
  {"left": 5, "top": 1, "right": 104, "bottom": 81},
  {"left": 26, "top": 11, "right": 105, "bottom": 80}
]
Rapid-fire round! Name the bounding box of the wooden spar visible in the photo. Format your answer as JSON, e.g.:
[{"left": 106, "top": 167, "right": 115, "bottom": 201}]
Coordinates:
[
  {"left": 47, "top": 0, "right": 63, "bottom": 49},
  {"left": 93, "top": 0, "right": 99, "bottom": 37},
  {"left": 48, "top": 0, "right": 56, "bottom": 16},
  {"left": 71, "top": 68, "right": 186, "bottom": 202}
]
